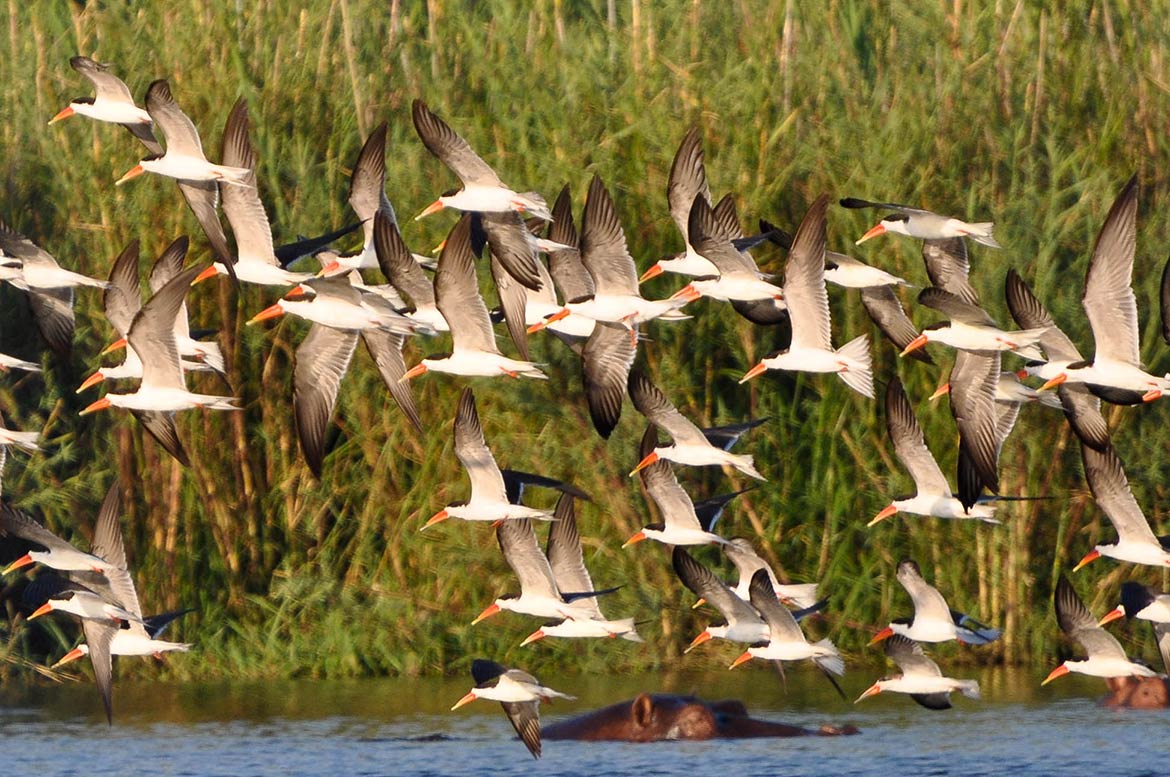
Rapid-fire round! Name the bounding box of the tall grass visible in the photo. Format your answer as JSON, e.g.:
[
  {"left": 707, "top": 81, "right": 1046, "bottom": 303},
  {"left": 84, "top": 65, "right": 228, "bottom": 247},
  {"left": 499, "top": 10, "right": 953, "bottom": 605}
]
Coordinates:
[{"left": 1, "top": 0, "right": 1169, "bottom": 681}]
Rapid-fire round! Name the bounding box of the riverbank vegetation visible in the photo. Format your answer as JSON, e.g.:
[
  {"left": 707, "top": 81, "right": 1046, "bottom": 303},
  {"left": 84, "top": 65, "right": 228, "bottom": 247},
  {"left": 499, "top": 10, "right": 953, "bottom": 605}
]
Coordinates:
[{"left": 1, "top": 0, "right": 1169, "bottom": 683}]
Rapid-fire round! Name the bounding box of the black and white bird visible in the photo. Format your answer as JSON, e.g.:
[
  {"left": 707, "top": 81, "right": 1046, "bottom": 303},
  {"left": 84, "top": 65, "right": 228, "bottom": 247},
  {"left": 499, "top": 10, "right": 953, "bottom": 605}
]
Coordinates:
[
  {"left": 842, "top": 197, "right": 1001, "bottom": 248},
  {"left": 450, "top": 659, "right": 574, "bottom": 760},
  {"left": 1099, "top": 582, "right": 1170, "bottom": 676},
  {"left": 423, "top": 388, "right": 554, "bottom": 528},
  {"left": 623, "top": 426, "right": 729, "bottom": 548},
  {"left": 868, "top": 560, "right": 1001, "bottom": 646},
  {"left": 855, "top": 634, "right": 981, "bottom": 709},
  {"left": 871, "top": 379, "right": 997, "bottom": 525},
  {"left": 628, "top": 370, "right": 764, "bottom": 480},
  {"left": 1043, "top": 575, "right": 1158, "bottom": 684},
  {"left": 738, "top": 195, "right": 873, "bottom": 398}
]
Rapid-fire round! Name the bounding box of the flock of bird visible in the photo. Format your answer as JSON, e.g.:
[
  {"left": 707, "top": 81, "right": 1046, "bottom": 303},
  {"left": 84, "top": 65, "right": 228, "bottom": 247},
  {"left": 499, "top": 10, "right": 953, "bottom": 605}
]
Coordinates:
[{"left": 0, "top": 54, "right": 1167, "bottom": 759}]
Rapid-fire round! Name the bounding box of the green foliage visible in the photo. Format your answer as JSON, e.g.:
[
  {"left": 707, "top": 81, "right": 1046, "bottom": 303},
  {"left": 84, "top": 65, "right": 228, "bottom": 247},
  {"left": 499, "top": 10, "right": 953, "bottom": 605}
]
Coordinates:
[{"left": 2, "top": 0, "right": 1169, "bottom": 682}]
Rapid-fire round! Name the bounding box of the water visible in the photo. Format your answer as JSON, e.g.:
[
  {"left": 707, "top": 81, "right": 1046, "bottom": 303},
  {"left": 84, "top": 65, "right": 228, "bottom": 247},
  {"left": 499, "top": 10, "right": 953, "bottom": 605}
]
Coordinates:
[{"left": 3, "top": 668, "right": 1168, "bottom": 776}]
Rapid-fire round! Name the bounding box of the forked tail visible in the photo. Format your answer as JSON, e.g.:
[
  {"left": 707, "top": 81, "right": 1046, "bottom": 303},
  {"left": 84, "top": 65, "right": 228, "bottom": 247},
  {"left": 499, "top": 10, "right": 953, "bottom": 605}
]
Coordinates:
[{"left": 835, "top": 334, "right": 874, "bottom": 399}]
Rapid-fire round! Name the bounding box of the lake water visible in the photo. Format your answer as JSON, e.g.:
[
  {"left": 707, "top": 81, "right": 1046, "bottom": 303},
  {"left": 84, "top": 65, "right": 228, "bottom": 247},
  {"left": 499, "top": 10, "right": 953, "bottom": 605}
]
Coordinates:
[{"left": 3, "top": 667, "right": 1168, "bottom": 776}]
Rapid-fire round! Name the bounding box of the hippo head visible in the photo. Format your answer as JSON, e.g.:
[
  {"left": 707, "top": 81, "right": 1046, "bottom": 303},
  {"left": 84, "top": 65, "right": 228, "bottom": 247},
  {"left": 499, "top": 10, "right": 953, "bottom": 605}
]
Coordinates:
[
  {"left": 543, "top": 693, "right": 857, "bottom": 742},
  {"left": 1103, "top": 676, "right": 1170, "bottom": 709}
]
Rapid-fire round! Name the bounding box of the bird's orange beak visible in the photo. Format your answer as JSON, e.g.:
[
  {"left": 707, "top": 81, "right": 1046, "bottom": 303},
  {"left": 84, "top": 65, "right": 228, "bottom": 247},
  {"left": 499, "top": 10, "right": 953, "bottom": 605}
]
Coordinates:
[
  {"left": 450, "top": 691, "right": 477, "bottom": 710},
  {"left": 246, "top": 303, "right": 285, "bottom": 326},
  {"left": 855, "top": 223, "right": 886, "bottom": 245},
  {"left": 79, "top": 397, "right": 112, "bottom": 416},
  {"left": 1142, "top": 389, "right": 1163, "bottom": 403},
  {"left": 101, "top": 337, "right": 127, "bottom": 356},
  {"left": 868, "top": 504, "right": 898, "bottom": 527},
  {"left": 621, "top": 531, "right": 647, "bottom": 549},
  {"left": 1072, "top": 549, "right": 1101, "bottom": 572},
  {"left": 738, "top": 362, "right": 768, "bottom": 384},
  {"left": 670, "top": 284, "right": 701, "bottom": 302},
  {"left": 49, "top": 106, "right": 75, "bottom": 125},
  {"left": 315, "top": 261, "right": 343, "bottom": 277},
  {"left": 728, "top": 651, "right": 754, "bottom": 669},
  {"left": 1041, "top": 664, "right": 1069, "bottom": 686},
  {"left": 854, "top": 684, "right": 882, "bottom": 703},
  {"left": 400, "top": 364, "right": 427, "bottom": 382},
  {"left": 684, "top": 630, "right": 712, "bottom": 654},
  {"left": 899, "top": 334, "right": 929, "bottom": 358},
  {"left": 76, "top": 371, "right": 105, "bottom": 393},
  {"left": 27, "top": 602, "right": 53, "bottom": 621},
  {"left": 1097, "top": 606, "right": 1125, "bottom": 627},
  {"left": 628, "top": 451, "right": 659, "bottom": 477},
  {"left": 52, "top": 647, "right": 86, "bottom": 668},
  {"left": 115, "top": 164, "right": 145, "bottom": 186},
  {"left": 639, "top": 263, "right": 664, "bottom": 283},
  {"left": 421, "top": 509, "right": 448, "bottom": 530},
  {"left": 690, "top": 598, "right": 707, "bottom": 610},
  {"left": 929, "top": 382, "right": 951, "bottom": 400},
  {"left": 2, "top": 553, "right": 33, "bottom": 575},
  {"left": 527, "top": 308, "right": 569, "bottom": 334},
  {"left": 867, "top": 626, "right": 895, "bottom": 646},
  {"left": 520, "top": 629, "right": 546, "bottom": 647},
  {"left": 1038, "top": 373, "right": 1067, "bottom": 391},
  {"left": 414, "top": 199, "right": 445, "bottom": 221},
  {"left": 471, "top": 603, "right": 501, "bottom": 626},
  {"left": 192, "top": 265, "right": 220, "bottom": 285}
]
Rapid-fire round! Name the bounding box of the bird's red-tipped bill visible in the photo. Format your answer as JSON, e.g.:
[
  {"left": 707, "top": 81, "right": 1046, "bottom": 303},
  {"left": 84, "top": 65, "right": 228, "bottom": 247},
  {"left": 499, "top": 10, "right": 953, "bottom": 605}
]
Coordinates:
[
  {"left": 401, "top": 364, "right": 428, "bottom": 382},
  {"left": 621, "top": 531, "right": 647, "bottom": 549},
  {"left": 76, "top": 371, "right": 105, "bottom": 393},
  {"left": 415, "top": 200, "right": 445, "bottom": 221},
  {"left": 628, "top": 452, "right": 659, "bottom": 477},
  {"left": 527, "top": 308, "right": 569, "bottom": 334},
  {"left": 52, "top": 647, "right": 86, "bottom": 668},
  {"left": 451, "top": 691, "right": 477, "bottom": 710},
  {"left": 246, "top": 304, "right": 285, "bottom": 326},
  {"left": 192, "top": 265, "right": 220, "bottom": 285},
  {"left": 855, "top": 223, "right": 886, "bottom": 245},
  {"left": 738, "top": 362, "right": 768, "bottom": 384},
  {"left": 421, "top": 509, "right": 448, "bottom": 530},
  {"left": 867, "top": 626, "right": 895, "bottom": 646},
  {"left": 868, "top": 504, "right": 898, "bottom": 527},
  {"left": 1038, "top": 374, "right": 1067, "bottom": 392},
  {"left": 101, "top": 337, "right": 128, "bottom": 356},
  {"left": 2, "top": 553, "right": 33, "bottom": 575},
  {"left": 728, "top": 651, "right": 753, "bottom": 669},
  {"left": 471, "top": 603, "right": 501, "bottom": 626},
  {"left": 1041, "top": 664, "right": 1069, "bottom": 686},
  {"left": 899, "top": 334, "right": 929, "bottom": 358},
  {"left": 27, "top": 603, "right": 53, "bottom": 621},
  {"left": 115, "top": 164, "right": 145, "bottom": 186},
  {"left": 80, "top": 397, "right": 112, "bottom": 416},
  {"left": 684, "top": 631, "right": 711, "bottom": 653},
  {"left": 854, "top": 684, "right": 882, "bottom": 703},
  {"left": 49, "top": 106, "right": 75, "bottom": 125},
  {"left": 1072, "top": 549, "right": 1101, "bottom": 572},
  {"left": 639, "top": 264, "right": 664, "bottom": 283},
  {"left": 1098, "top": 607, "right": 1125, "bottom": 627},
  {"left": 520, "top": 629, "right": 545, "bottom": 647}
]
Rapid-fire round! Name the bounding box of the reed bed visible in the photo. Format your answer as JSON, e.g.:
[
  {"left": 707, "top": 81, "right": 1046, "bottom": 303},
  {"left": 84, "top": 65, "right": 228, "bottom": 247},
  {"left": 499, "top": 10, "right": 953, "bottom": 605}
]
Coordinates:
[{"left": 0, "top": 0, "right": 1168, "bottom": 681}]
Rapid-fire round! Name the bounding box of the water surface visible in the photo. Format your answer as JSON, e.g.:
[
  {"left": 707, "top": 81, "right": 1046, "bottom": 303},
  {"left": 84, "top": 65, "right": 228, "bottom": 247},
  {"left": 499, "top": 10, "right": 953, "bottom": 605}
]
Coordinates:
[{"left": 3, "top": 668, "right": 1166, "bottom": 776}]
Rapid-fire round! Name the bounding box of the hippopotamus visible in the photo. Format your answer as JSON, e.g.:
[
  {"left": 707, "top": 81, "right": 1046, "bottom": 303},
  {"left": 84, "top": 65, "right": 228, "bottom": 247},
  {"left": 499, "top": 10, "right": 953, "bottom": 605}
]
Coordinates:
[
  {"left": 1102, "top": 676, "right": 1170, "bottom": 709},
  {"left": 542, "top": 693, "right": 859, "bottom": 741}
]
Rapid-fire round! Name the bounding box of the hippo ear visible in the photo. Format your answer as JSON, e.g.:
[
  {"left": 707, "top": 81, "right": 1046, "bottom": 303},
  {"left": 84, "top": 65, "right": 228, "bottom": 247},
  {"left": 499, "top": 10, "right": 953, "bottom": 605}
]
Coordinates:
[{"left": 632, "top": 693, "right": 655, "bottom": 729}]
